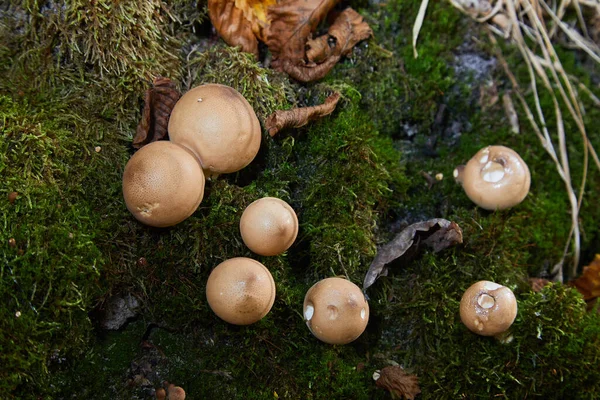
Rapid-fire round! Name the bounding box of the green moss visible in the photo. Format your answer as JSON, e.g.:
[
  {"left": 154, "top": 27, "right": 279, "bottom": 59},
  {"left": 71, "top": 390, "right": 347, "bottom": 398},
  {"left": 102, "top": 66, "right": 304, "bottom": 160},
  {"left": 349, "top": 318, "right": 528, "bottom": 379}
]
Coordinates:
[
  {"left": 379, "top": 256, "right": 600, "bottom": 399},
  {"left": 2, "top": 0, "right": 600, "bottom": 398},
  {"left": 332, "top": 0, "right": 465, "bottom": 137},
  {"left": 0, "top": 93, "right": 127, "bottom": 394},
  {"left": 292, "top": 90, "right": 407, "bottom": 280},
  {"left": 23, "top": 0, "right": 180, "bottom": 80}
]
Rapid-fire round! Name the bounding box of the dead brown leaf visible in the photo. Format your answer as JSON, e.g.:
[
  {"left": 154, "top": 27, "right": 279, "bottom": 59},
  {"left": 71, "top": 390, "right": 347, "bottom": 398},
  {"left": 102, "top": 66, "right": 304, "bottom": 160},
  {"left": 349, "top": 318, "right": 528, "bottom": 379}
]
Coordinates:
[
  {"left": 569, "top": 254, "right": 600, "bottom": 307},
  {"left": 306, "top": 8, "right": 373, "bottom": 63},
  {"left": 208, "top": 0, "right": 273, "bottom": 56},
  {"left": 208, "top": 0, "right": 372, "bottom": 82},
  {"left": 363, "top": 219, "right": 463, "bottom": 291},
  {"left": 374, "top": 366, "right": 421, "bottom": 400},
  {"left": 266, "top": 92, "right": 340, "bottom": 136},
  {"left": 266, "top": 0, "right": 340, "bottom": 66},
  {"left": 133, "top": 77, "right": 181, "bottom": 149}
]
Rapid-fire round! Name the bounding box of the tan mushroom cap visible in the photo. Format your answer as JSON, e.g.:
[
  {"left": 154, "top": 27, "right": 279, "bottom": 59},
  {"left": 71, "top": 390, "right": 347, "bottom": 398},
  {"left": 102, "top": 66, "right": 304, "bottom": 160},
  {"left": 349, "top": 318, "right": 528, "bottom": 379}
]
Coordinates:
[
  {"left": 206, "top": 257, "right": 276, "bottom": 325},
  {"left": 303, "top": 277, "right": 369, "bottom": 345},
  {"left": 460, "top": 280, "right": 518, "bottom": 336},
  {"left": 122, "top": 141, "right": 205, "bottom": 227},
  {"left": 240, "top": 197, "right": 299, "bottom": 256},
  {"left": 168, "top": 84, "right": 261, "bottom": 177},
  {"left": 453, "top": 145, "right": 531, "bottom": 210}
]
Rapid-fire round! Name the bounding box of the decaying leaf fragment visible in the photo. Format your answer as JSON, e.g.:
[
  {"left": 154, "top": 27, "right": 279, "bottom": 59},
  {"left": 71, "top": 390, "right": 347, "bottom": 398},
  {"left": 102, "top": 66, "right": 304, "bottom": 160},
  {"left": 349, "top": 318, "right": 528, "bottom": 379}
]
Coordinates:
[
  {"left": 133, "top": 77, "right": 181, "bottom": 149},
  {"left": 373, "top": 366, "right": 421, "bottom": 400},
  {"left": 363, "top": 219, "right": 463, "bottom": 291},
  {"left": 570, "top": 254, "right": 600, "bottom": 310},
  {"left": 208, "top": 0, "right": 372, "bottom": 82},
  {"left": 305, "top": 8, "right": 373, "bottom": 64},
  {"left": 278, "top": 7, "right": 372, "bottom": 82},
  {"left": 266, "top": 92, "right": 340, "bottom": 136}
]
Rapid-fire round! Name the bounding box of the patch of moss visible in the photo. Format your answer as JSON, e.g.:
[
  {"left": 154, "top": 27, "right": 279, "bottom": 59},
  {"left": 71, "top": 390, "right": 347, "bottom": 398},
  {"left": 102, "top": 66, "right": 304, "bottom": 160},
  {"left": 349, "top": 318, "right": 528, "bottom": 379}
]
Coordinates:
[
  {"left": 2, "top": 0, "right": 600, "bottom": 398},
  {"left": 291, "top": 89, "right": 407, "bottom": 281},
  {"left": 333, "top": 0, "right": 465, "bottom": 137},
  {"left": 378, "top": 253, "right": 600, "bottom": 399},
  {"left": 23, "top": 0, "right": 180, "bottom": 80},
  {"left": 0, "top": 91, "right": 128, "bottom": 394}
]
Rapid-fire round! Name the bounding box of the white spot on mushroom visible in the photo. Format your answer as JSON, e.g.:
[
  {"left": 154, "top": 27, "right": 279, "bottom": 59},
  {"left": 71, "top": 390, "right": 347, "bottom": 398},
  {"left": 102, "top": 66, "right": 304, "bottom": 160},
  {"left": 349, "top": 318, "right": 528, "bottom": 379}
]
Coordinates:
[
  {"left": 360, "top": 308, "right": 366, "bottom": 319},
  {"left": 479, "top": 154, "right": 489, "bottom": 163},
  {"left": 304, "top": 303, "right": 314, "bottom": 321},
  {"left": 453, "top": 168, "right": 459, "bottom": 178},
  {"left": 483, "top": 169, "right": 505, "bottom": 183},
  {"left": 197, "top": 98, "right": 203, "bottom": 102},
  {"left": 373, "top": 371, "right": 381, "bottom": 381},
  {"left": 477, "top": 293, "right": 495, "bottom": 309}
]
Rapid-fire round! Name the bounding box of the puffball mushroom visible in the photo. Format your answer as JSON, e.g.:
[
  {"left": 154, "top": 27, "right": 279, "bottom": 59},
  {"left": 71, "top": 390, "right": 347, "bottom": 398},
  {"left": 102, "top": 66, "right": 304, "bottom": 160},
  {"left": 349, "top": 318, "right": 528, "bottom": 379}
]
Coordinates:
[
  {"left": 122, "top": 141, "right": 205, "bottom": 227},
  {"left": 240, "top": 197, "right": 299, "bottom": 256},
  {"left": 460, "top": 280, "right": 518, "bottom": 337},
  {"left": 303, "top": 277, "right": 369, "bottom": 345},
  {"left": 206, "top": 257, "right": 276, "bottom": 325},
  {"left": 454, "top": 145, "right": 531, "bottom": 210},
  {"left": 168, "top": 84, "right": 261, "bottom": 177}
]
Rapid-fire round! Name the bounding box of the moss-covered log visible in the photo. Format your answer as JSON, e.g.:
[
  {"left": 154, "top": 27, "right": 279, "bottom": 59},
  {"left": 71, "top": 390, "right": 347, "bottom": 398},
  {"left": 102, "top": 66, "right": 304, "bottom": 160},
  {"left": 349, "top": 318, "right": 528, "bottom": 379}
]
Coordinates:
[{"left": 1, "top": 0, "right": 599, "bottom": 399}]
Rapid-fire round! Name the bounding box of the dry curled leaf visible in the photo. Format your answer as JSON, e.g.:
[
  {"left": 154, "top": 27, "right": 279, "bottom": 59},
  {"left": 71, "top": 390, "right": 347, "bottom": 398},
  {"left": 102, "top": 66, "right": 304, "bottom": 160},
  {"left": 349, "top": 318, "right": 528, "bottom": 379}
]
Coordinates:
[
  {"left": 208, "top": 0, "right": 268, "bottom": 56},
  {"left": 208, "top": 0, "right": 371, "bottom": 82},
  {"left": 306, "top": 8, "right": 372, "bottom": 64},
  {"left": 570, "top": 254, "right": 600, "bottom": 309},
  {"left": 374, "top": 366, "right": 421, "bottom": 400},
  {"left": 266, "top": 92, "right": 340, "bottom": 136},
  {"left": 363, "top": 219, "right": 463, "bottom": 291},
  {"left": 133, "top": 77, "right": 181, "bottom": 149}
]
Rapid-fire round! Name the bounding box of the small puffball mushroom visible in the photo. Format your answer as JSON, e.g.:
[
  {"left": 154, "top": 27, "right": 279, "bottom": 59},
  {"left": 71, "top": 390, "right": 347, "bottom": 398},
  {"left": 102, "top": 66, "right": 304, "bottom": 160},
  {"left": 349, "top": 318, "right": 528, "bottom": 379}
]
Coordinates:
[
  {"left": 460, "top": 280, "right": 517, "bottom": 337},
  {"left": 240, "top": 197, "right": 299, "bottom": 256},
  {"left": 122, "top": 141, "right": 205, "bottom": 227},
  {"left": 303, "top": 277, "right": 369, "bottom": 345},
  {"left": 453, "top": 145, "right": 530, "bottom": 210},
  {"left": 168, "top": 84, "right": 261, "bottom": 177},
  {"left": 206, "top": 257, "right": 276, "bottom": 325}
]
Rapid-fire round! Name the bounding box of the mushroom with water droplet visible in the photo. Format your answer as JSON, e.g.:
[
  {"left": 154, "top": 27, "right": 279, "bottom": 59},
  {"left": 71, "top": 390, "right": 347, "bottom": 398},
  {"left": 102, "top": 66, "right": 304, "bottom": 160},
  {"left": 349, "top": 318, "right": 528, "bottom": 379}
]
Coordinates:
[
  {"left": 206, "top": 257, "right": 276, "bottom": 325},
  {"left": 240, "top": 197, "right": 298, "bottom": 256},
  {"left": 122, "top": 141, "right": 205, "bottom": 227},
  {"left": 303, "top": 277, "right": 369, "bottom": 344},
  {"left": 168, "top": 84, "right": 261, "bottom": 178},
  {"left": 453, "top": 145, "right": 530, "bottom": 210},
  {"left": 459, "top": 280, "right": 517, "bottom": 337}
]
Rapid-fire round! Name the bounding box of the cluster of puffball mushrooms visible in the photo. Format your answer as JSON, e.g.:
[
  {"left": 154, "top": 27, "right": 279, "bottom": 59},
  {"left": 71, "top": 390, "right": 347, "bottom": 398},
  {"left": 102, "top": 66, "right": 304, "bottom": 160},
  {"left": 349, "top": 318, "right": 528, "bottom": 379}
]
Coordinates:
[
  {"left": 122, "top": 84, "right": 369, "bottom": 344},
  {"left": 122, "top": 84, "right": 530, "bottom": 344}
]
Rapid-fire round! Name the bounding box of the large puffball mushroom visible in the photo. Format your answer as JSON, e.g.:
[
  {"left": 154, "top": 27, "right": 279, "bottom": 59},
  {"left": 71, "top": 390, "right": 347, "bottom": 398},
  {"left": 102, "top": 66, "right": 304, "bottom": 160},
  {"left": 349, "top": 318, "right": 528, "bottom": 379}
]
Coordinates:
[
  {"left": 206, "top": 257, "right": 276, "bottom": 325},
  {"left": 460, "top": 280, "right": 518, "bottom": 337},
  {"left": 453, "top": 145, "right": 530, "bottom": 210},
  {"left": 303, "top": 277, "right": 369, "bottom": 345},
  {"left": 168, "top": 84, "right": 261, "bottom": 177},
  {"left": 240, "top": 197, "right": 299, "bottom": 256},
  {"left": 122, "top": 141, "right": 205, "bottom": 227}
]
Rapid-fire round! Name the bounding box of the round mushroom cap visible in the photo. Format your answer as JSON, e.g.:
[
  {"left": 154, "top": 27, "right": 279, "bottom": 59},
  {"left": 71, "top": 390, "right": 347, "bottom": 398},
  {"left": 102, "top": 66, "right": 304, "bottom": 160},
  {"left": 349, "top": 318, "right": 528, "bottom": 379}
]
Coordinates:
[
  {"left": 206, "top": 257, "right": 276, "bottom": 325},
  {"left": 454, "top": 145, "right": 531, "bottom": 210},
  {"left": 303, "top": 277, "right": 369, "bottom": 345},
  {"left": 460, "top": 280, "right": 518, "bottom": 336},
  {"left": 168, "top": 84, "right": 261, "bottom": 176},
  {"left": 122, "top": 141, "right": 205, "bottom": 227},
  {"left": 240, "top": 197, "right": 299, "bottom": 256}
]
